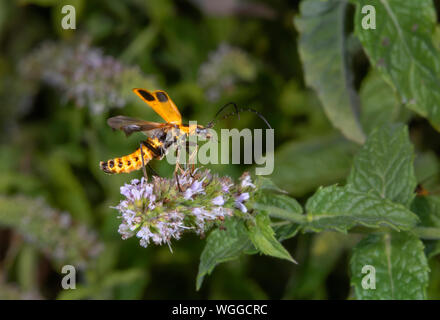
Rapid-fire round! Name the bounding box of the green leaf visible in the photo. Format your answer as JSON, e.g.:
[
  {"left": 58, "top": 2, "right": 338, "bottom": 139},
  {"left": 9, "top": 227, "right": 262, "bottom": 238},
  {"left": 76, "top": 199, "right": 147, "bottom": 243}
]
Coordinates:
[
  {"left": 255, "top": 176, "right": 288, "bottom": 194},
  {"left": 196, "top": 213, "right": 300, "bottom": 290},
  {"left": 305, "top": 125, "right": 420, "bottom": 233},
  {"left": 414, "top": 151, "right": 439, "bottom": 185},
  {"left": 40, "top": 153, "right": 93, "bottom": 224},
  {"left": 196, "top": 218, "right": 254, "bottom": 290},
  {"left": 354, "top": 0, "right": 440, "bottom": 131},
  {"left": 253, "top": 193, "right": 305, "bottom": 224},
  {"left": 273, "top": 223, "right": 301, "bottom": 242},
  {"left": 350, "top": 233, "right": 429, "bottom": 299},
  {"left": 305, "top": 185, "right": 419, "bottom": 232},
  {"left": 196, "top": 179, "right": 303, "bottom": 290},
  {"left": 17, "top": 245, "right": 39, "bottom": 292},
  {"left": 411, "top": 196, "right": 440, "bottom": 228},
  {"left": 411, "top": 195, "right": 440, "bottom": 257},
  {"left": 360, "top": 70, "right": 409, "bottom": 134},
  {"left": 295, "top": 0, "right": 365, "bottom": 143},
  {"left": 348, "top": 124, "right": 416, "bottom": 206},
  {"left": 284, "top": 232, "right": 357, "bottom": 299},
  {"left": 246, "top": 212, "right": 296, "bottom": 264},
  {"left": 120, "top": 25, "right": 159, "bottom": 63},
  {"left": 253, "top": 191, "right": 303, "bottom": 241},
  {"left": 272, "top": 135, "right": 357, "bottom": 197}
]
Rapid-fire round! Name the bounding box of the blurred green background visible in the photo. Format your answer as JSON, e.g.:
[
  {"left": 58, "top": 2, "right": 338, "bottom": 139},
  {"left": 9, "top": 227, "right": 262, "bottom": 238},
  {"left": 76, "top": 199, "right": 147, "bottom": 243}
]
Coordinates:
[{"left": 0, "top": 0, "right": 439, "bottom": 299}]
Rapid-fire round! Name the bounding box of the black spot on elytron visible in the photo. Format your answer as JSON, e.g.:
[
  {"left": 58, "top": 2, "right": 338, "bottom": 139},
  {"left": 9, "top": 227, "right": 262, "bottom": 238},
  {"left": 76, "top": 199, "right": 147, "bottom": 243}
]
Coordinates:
[
  {"left": 156, "top": 92, "right": 168, "bottom": 102},
  {"left": 138, "top": 89, "right": 155, "bottom": 101},
  {"left": 127, "top": 160, "right": 131, "bottom": 166},
  {"left": 109, "top": 160, "right": 114, "bottom": 168},
  {"left": 134, "top": 156, "right": 139, "bottom": 162},
  {"left": 100, "top": 161, "right": 112, "bottom": 174},
  {"left": 118, "top": 161, "right": 123, "bottom": 168}
]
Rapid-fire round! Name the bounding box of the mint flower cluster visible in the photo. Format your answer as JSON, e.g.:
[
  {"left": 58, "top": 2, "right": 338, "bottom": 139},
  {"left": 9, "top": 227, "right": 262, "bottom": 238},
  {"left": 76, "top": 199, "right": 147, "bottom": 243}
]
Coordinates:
[
  {"left": 20, "top": 38, "right": 155, "bottom": 114},
  {"left": 0, "top": 195, "right": 102, "bottom": 269},
  {"left": 113, "top": 169, "right": 256, "bottom": 250},
  {"left": 198, "top": 43, "right": 257, "bottom": 101}
]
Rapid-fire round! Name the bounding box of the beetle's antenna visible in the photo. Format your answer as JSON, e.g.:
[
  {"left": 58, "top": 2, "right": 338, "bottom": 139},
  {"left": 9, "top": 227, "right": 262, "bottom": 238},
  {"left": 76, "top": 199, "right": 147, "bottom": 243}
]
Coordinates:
[
  {"left": 206, "top": 102, "right": 239, "bottom": 128},
  {"left": 207, "top": 105, "right": 272, "bottom": 130}
]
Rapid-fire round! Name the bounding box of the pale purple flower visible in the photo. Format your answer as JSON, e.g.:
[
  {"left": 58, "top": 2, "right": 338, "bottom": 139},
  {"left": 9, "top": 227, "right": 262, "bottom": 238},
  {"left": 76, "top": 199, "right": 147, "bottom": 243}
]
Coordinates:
[
  {"left": 192, "top": 206, "right": 232, "bottom": 234},
  {"left": 184, "top": 179, "right": 205, "bottom": 200},
  {"left": 192, "top": 207, "right": 212, "bottom": 232},
  {"left": 221, "top": 182, "right": 233, "bottom": 193},
  {"left": 241, "top": 174, "right": 256, "bottom": 189},
  {"left": 121, "top": 209, "right": 136, "bottom": 227},
  {"left": 212, "top": 207, "right": 233, "bottom": 219},
  {"left": 59, "top": 212, "right": 72, "bottom": 228},
  {"left": 135, "top": 211, "right": 187, "bottom": 249},
  {"left": 113, "top": 169, "right": 256, "bottom": 250},
  {"left": 236, "top": 192, "right": 250, "bottom": 202},
  {"left": 118, "top": 223, "right": 134, "bottom": 240},
  {"left": 136, "top": 226, "right": 154, "bottom": 247},
  {"left": 235, "top": 192, "right": 250, "bottom": 213},
  {"left": 235, "top": 202, "right": 247, "bottom": 213},
  {"left": 212, "top": 195, "right": 225, "bottom": 206}
]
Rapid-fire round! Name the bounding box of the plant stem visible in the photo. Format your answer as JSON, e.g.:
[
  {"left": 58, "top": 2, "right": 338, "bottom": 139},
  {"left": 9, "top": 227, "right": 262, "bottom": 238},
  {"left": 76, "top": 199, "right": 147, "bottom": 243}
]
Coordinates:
[{"left": 414, "top": 227, "right": 440, "bottom": 240}]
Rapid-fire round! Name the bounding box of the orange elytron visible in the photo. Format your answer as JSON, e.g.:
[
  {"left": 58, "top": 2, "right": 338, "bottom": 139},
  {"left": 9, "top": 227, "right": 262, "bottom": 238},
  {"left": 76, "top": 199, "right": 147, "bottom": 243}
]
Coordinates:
[{"left": 100, "top": 89, "right": 210, "bottom": 175}]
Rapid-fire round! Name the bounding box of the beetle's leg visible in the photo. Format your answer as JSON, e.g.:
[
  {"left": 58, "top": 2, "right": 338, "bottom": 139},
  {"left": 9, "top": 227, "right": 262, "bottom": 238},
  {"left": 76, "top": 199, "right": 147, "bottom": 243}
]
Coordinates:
[
  {"left": 139, "top": 142, "right": 148, "bottom": 180},
  {"left": 174, "top": 147, "right": 183, "bottom": 192}
]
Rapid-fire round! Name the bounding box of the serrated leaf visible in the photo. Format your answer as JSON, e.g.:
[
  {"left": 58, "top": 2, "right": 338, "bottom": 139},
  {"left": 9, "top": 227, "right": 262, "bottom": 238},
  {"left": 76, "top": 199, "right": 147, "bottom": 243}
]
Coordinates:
[
  {"left": 272, "top": 135, "right": 357, "bottom": 197},
  {"left": 196, "top": 218, "right": 255, "bottom": 290},
  {"left": 354, "top": 0, "right": 440, "bottom": 131},
  {"left": 295, "top": 0, "right": 365, "bottom": 143},
  {"left": 196, "top": 187, "right": 302, "bottom": 290},
  {"left": 273, "top": 223, "right": 301, "bottom": 242},
  {"left": 360, "top": 70, "right": 409, "bottom": 134},
  {"left": 255, "top": 176, "right": 288, "bottom": 194},
  {"left": 350, "top": 233, "right": 429, "bottom": 299},
  {"left": 348, "top": 124, "right": 416, "bottom": 206},
  {"left": 253, "top": 192, "right": 303, "bottom": 241},
  {"left": 253, "top": 193, "right": 305, "bottom": 224},
  {"left": 305, "top": 185, "right": 419, "bottom": 232},
  {"left": 246, "top": 212, "right": 296, "bottom": 264}
]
